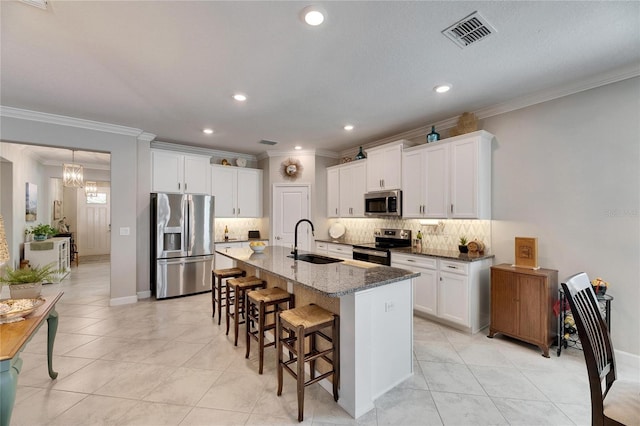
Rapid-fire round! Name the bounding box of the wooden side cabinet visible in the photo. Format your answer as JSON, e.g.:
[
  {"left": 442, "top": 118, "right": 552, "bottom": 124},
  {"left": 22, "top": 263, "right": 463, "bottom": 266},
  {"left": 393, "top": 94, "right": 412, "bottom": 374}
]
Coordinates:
[{"left": 488, "top": 264, "right": 558, "bottom": 357}]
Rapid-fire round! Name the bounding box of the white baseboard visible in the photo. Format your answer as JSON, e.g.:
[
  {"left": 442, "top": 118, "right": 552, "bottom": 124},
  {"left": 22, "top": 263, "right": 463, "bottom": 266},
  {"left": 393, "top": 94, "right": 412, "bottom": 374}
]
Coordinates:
[
  {"left": 137, "top": 290, "right": 151, "bottom": 299},
  {"left": 110, "top": 295, "right": 138, "bottom": 306}
]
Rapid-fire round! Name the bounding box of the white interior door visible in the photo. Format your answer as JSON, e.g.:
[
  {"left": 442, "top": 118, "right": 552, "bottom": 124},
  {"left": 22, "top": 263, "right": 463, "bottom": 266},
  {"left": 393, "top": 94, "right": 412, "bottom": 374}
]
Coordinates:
[
  {"left": 78, "top": 185, "right": 111, "bottom": 256},
  {"left": 272, "top": 184, "right": 310, "bottom": 251}
]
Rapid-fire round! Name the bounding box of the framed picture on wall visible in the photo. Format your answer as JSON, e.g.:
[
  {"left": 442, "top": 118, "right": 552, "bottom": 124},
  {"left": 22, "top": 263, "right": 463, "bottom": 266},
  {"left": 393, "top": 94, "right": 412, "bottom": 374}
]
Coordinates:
[
  {"left": 25, "top": 182, "right": 37, "bottom": 222},
  {"left": 53, "top": 200, "right": 62, "bottom": 220}
]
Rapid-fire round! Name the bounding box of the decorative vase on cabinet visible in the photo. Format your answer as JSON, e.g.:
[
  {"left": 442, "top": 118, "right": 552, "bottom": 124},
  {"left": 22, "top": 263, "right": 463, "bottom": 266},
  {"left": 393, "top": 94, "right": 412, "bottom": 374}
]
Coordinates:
[{"left": 427, "top": 126, "right": 440, "bottom": 143}]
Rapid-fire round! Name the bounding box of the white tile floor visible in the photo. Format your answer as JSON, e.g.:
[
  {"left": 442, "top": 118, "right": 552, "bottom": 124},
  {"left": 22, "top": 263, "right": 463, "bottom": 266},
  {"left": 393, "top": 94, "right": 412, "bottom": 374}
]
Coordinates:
[{"left": 5, "top": 261, "right": 637, "bottom": 425}]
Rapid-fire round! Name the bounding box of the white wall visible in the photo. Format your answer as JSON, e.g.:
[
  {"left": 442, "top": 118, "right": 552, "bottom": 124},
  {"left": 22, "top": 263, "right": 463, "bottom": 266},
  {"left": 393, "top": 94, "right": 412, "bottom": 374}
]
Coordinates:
[
  {"left": 482, "top": 77, "right": 640, "bottom": 355},
  {"left": 0, "top": 115, "right": 147, "bottom": 304},
  {"left": 0, "top": 144, "right": 44, "bottom": 267}
]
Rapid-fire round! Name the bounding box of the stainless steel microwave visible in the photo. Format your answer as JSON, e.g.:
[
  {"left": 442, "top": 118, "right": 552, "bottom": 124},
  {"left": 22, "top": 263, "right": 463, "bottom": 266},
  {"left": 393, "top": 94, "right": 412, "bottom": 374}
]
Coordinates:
[{"left": 364, "top": 190, "right": 402, "bottom": 217}]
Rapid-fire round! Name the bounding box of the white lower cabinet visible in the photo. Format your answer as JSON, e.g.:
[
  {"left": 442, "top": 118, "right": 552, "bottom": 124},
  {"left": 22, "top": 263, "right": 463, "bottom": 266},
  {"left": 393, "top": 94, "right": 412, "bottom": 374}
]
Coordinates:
[
  {"left": 215, "top": 241, "right": 247, "bottom": 270},
  {"left": 327, "top": 243, "right": 352, "bottom": 260},
  {"left": 392, "top": 253, "right": 492, "bottom": 333},
  {"left": 315, "top": 241, "right": 329, "bottom": 254},
  {"left": 25, "top": 237, "right": 71, "bottom": 275},
  {"left": 314, "top": 241, "right": 352, "bottom": 260},
  {"left": 438, "top": 260, "right": 470, "bottom": 326},
  {"left": 391, "top": 253, "right": 437, "bottom": 316}
]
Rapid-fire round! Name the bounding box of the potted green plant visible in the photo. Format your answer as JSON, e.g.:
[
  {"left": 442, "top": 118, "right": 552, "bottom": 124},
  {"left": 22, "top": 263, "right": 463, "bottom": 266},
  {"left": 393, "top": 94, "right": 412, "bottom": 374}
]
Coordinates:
[
  {"left": 458, "top": 236, "right": 469, "bottom": 253},
  {"left": 29, "top": 224, "right": 57, "bottom": 241},
  {"left": 0, "top": 262, "right": 56, "bottom": 298}
]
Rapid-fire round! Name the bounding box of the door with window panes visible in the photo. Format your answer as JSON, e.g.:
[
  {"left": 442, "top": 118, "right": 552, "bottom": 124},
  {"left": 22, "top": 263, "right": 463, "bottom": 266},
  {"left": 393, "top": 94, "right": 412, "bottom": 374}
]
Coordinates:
[{"left": 78, "top": 184, "right": 111, "bottom": 256}]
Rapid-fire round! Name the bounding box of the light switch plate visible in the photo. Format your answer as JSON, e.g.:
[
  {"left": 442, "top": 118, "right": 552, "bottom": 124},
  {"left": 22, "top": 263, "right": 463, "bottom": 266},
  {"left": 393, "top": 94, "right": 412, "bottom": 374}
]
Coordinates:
[{"left": 119, "top": 227, "right": 130, "bottom": 236}]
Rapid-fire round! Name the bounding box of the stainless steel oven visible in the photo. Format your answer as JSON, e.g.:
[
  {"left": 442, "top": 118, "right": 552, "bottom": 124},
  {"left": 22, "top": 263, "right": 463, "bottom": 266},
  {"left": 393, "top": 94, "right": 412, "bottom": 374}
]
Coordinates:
[
  {"left": 352, "top": 228, "right": 411, "bottom": 266},
  {"left": 352, "top": 246, "right": 391, "bottom": 265},
  {"left": 364, "top": 190, "right": 402, "bottom": 217}
]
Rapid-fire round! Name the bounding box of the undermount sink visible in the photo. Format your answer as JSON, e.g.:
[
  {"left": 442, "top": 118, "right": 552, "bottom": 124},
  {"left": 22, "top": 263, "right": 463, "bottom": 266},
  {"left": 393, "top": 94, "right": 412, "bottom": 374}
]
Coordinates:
[{"left": 288, "top": 254, "right": 344, "bottom": 264}]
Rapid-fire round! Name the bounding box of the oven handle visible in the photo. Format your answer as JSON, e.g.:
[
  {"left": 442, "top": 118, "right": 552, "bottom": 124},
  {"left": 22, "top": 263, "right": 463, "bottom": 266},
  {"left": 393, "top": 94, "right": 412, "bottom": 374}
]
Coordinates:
[{"left": 352, "top": 247, "right": 389, "bottom": 257}]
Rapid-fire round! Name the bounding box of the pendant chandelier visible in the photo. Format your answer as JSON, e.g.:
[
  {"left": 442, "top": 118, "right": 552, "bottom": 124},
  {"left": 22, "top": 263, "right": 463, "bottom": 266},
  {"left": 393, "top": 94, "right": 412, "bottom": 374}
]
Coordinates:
[
  {"left": 84, "top": 180, "right": 98, "bottom": 196},
  {"left": 63, "top": 150, "right": 84, "bottom": 187}
]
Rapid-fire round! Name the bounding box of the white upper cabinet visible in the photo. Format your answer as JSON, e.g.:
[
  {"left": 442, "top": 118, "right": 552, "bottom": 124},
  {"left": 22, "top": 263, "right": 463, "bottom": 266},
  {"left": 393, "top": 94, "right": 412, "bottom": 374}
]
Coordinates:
[
  {"left": 402, "top": 130, "right": 492, "bottom": 219},
  {"left": 327, "top": 168, "right": 340, "bottom": 217},
  {"left": 365, "top": 141, "right": 405, "bottom": 192},
  {"left": 403, "top": 144, "right": 448, "bottom": 218},
  {"left": 237, "top": 168, "right": 262, "bottom": 218},
  {"left": 326, "top": 160, "right": 366, "bottom": 218},
  {"left": 340, "top": 161, "right": 366, "bottom": 217},
  {"left": 151, "top": 150, "right": 211, "bottom": 194},
  {"left": 211, "top": 165, "right": 262, "bottom": 218}
]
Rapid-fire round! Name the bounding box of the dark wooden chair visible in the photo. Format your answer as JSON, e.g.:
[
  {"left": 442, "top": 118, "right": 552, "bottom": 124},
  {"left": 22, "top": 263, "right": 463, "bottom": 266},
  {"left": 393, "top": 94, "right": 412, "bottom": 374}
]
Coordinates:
[{"left": 562, "top": 273, "right": 640, "bottom": 426}]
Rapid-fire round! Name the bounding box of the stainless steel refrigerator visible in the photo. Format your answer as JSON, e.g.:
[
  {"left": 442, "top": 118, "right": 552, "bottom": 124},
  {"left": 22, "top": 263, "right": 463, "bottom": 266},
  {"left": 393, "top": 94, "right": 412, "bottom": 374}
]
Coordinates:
[{"left": 151, "top": 193, "right": 214, "bottom": 299}]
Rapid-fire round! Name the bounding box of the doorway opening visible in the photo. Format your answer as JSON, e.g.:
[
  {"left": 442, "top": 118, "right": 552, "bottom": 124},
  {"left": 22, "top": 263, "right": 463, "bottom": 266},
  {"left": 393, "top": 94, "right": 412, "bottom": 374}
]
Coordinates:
[{"left": 0, "top": 142, "right": 111, "bottom": 294}]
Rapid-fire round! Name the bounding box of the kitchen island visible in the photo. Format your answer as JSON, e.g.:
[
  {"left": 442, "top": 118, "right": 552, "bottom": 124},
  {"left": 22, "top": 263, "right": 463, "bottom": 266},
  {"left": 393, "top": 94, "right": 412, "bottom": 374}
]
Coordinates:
[{"left": 216, "top": 245, "right": 419, "bottom": 418}]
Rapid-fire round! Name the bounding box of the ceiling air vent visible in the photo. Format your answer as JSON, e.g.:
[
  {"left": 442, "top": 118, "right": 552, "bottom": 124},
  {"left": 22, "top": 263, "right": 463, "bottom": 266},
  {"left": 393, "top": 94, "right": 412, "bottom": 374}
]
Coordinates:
[
  {"left": 20, "top": 0, "right": 48, "bottom": 9},
  {"left": 442, "top": 11, "right": 496, "bottom": 48},
  {"left": 259, "top": 139, "right": 278, "bottom": 146}
]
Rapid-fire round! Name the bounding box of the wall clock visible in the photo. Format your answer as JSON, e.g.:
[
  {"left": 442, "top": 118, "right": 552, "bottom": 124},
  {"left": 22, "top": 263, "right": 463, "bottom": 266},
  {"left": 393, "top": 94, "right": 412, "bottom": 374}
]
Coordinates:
[{"left": 281, "top": 158, "right": 303, "bottom": 180}]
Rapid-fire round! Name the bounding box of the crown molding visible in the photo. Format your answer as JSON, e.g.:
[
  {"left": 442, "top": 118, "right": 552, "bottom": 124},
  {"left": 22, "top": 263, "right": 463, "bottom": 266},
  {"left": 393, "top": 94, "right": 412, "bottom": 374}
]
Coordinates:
[
  {"left": 137, "top": 132, "right": 156, "bottom": 143},
  {"left": 151, "top": 140, "right": 258, "bottom": 161},
  {"left": 0, "top": 106, "right": 145, "bottom": 137},
  {"left": 339, "top": 64, "right": 640, "bottom": 157},
  {"left": 262, "top": 148, "right": 340, "bottom": 159},
  {"left": 472, "top": 63, "right": 640, "bottom": 121}
]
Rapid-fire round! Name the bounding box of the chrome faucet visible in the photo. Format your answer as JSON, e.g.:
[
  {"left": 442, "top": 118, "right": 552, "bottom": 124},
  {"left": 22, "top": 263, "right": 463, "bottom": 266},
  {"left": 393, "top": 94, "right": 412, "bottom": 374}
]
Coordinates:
[{"left": 291, "top": 219, "right": 315, "bottom": 260}]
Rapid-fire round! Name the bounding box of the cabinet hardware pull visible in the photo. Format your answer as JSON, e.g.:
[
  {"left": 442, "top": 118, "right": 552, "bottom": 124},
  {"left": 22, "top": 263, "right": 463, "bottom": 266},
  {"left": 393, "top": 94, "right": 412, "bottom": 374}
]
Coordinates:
[
  {"left": 178, "top": 183, "right": 181, "bottom": 190},
  {"left": 237, "top": 208, "right": 240, "bottom": 215},
  {"left": 407, "top": 259, "right": 415, "bottom": 262},
  {"left": 185, "top": 183, "right": 187, "bottom": 191},
  {"left": 450, "top": 204, "right": 454, "bottom": 213},
  {"left": 232, "top": 208, "right": 235, "bottom": 214},
  {"left": 447, "top": 265, "right": 457, "bottom": 269}
]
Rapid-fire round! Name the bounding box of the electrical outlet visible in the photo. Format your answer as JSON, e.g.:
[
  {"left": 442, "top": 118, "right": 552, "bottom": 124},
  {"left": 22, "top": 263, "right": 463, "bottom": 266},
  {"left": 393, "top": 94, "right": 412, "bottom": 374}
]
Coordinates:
[{"left": 385, "top": 301, "right": 395, "bottom": 312}]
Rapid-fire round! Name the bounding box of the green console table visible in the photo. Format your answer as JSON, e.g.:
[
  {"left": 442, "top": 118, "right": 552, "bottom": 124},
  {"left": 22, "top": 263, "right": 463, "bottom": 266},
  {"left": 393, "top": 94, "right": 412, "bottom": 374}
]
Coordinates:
[{"left": 0, "top": 291, "right": 63, "bottom": 426}]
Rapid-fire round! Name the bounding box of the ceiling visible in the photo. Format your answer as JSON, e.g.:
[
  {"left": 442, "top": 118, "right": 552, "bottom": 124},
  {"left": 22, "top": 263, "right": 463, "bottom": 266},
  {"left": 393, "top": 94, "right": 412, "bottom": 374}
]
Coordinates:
[{"left": 1, "top": 1, "right": 639, "bottom": 161}]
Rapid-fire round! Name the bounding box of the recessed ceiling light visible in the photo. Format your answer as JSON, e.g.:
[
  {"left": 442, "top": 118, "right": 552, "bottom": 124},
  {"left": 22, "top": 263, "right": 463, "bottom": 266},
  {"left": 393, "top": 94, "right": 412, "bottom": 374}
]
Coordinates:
[
  {"left": 203, "top": 128, "right": 214, "bottom": 135},
  {"left": 344, "top": 124, "right": 354, "bottom": 131},
  {"left": 233, "top": 94, "right": 247, "bottom": 102},
  {"left": 434, "top": 84, "right": 452, "bottom": 93},
  {"left": 294, "top": 146, "right": 302, "bottom": 150},
  {"left": 302, "top": 6, "right": 325, "bottom": 26}
]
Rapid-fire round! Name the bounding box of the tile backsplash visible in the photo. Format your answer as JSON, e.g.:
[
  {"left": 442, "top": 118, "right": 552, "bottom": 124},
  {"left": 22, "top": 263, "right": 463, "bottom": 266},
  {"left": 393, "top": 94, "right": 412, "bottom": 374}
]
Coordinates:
[
  {"left": 327, "top": 218, "right": 492, "bottom": 252},
  {"left": 215, "top": 218, "right": 266, "bottom": 241}
]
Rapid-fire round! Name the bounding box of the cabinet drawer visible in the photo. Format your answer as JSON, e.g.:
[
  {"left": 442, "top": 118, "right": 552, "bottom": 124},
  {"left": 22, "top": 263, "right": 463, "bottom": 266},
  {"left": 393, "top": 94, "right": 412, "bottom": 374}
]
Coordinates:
[
  {"left": 327, "top": 243, "right": 352, "bottom": 253},
  {"left": 391, "top": 253, "right": 437, "bottom": 270},
  {"left": 440, "top": 260, "right": 468, "bottom": 275},
  {"left": 216, "top": 242, "right": 245, "bottom": 251},
  {"left": 316, "top": 242, "right": 328, "bottom": 251}
]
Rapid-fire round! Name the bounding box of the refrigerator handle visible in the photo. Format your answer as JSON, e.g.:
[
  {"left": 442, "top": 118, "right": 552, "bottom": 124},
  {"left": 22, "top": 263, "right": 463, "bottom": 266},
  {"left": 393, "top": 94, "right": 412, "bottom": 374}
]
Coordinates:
[{"left": 185, "top": 196, "right": 190, "bottom": 255}]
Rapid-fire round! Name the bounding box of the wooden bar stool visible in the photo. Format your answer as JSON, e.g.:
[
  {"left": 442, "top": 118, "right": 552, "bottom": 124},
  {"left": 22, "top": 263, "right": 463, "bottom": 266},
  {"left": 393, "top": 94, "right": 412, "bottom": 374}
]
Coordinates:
[
  {"left": 226, "top": 276, "right": 265, "bottom": 346},
  {"left": 212, "top": 268, "right": 245, "bottom": 325},
  {"left": 245, "top": 287, "right": 295, "bottom": 374},
  {"left": 276, "top": 304, "right": 339, "bottom": 422}
]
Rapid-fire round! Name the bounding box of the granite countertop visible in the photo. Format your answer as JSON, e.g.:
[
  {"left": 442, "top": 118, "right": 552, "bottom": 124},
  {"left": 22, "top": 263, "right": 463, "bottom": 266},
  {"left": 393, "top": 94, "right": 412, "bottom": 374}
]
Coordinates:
[
  {"left": 391, "top": 247, "right": 495, "bottom": 262},
  {"left": 216, "top": 245, "right": 419, "bottom": 297}
]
